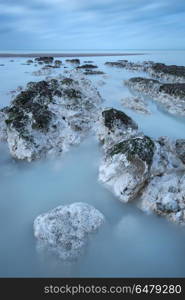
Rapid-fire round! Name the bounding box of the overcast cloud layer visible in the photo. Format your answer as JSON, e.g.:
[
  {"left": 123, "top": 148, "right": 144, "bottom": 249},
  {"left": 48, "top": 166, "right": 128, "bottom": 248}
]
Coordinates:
[{"left": 0, "top": 0, "right": 185, "bottom": 50}]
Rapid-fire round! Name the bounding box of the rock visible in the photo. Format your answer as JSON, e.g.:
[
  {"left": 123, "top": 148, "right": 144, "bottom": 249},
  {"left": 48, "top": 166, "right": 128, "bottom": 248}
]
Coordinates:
[
  {"left": 65, "top": 59, "right": 80, "bottom": 64},
  {"left": 0, "top": 110, "right": 7, "bottom": 141},
  {"left": 83, "top": 70, "right": 105, "bottom": 75},
  {"left": 150, "top": 136, "right": 185, "bottom": 177},
  {"left": 121, "top": 96, "right": 151, "bottom": 114},
  {"left": 0, "top": 64, "right": 4, "bottom": 66},
  {"left": 102, "top": 108, "right": 138, "bottom": 131},
  {"left": 84, "top": 61, "right": 94, "bottom": 63},
  {"left": 125, "top": 77, "right": 185, "bottom": 116},
  {"left": 54, "top": 60, "right": 62, "bottom": 67},
  {"left": 77, "top": 64, "right": 98, "bottom": 69},
  {"left": 175, "top": 139, "right": 185, "bottom": 164},
  {"left": 35, "top": 56, "right": 54, "bottom": 64},
  {"left": 140, "top": 174, "right": 185, "bottom": 225},
  {"left": 33, "top": 202, "right": 105, "bottom": 260},
  {"left": 106, "top": 60, "right": 185, "bottom": 82},
  {"left": 96, "top": 108, "right": 138, "bottom": 150},
  {"left": 26, "top": 59, "right": 33, "bottom": 64},
  {"left": 2, "top": 71, "right": 102, "bottom": 161},
  {"left": 125, "top": 77, "right": 160, "bottom": 94},
  {"left": 159, "top": 83, "right": 185, "bottom": 99},
  {"left": 105, "top": 61, "right": 125, "bottom": 68},
  {"left": 96, "top": 106, "right": 185, "bottom": 224},
  {"left": 99, "top": 135, "right": 155, "bottom": 203},
  {"left": 150, "top": 63, "right": 185, "bottom": 82}
]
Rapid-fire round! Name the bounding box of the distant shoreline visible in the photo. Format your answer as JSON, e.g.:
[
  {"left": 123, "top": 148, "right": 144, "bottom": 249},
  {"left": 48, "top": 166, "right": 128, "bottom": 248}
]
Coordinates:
[{"left": 0, "top": 52, "right": 145, "bottom": 58}]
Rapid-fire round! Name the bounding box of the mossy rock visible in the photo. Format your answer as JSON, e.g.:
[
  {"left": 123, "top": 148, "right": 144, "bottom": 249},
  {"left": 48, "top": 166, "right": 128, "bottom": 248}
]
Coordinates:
[
  {"left": 110, "top": 136, "right": 155, "bottom": 166},
  {"left": 102, "top": 108, "right": 138, "bottom": 130},
  {"left": 159, "top": 83, "right": 185, "bottom": 98},
  {"left": 63, "top": 88, "right": 82, "bottom": 99},
  {"left": 61, "top": 78, "right": 74, "bottom": 86}
]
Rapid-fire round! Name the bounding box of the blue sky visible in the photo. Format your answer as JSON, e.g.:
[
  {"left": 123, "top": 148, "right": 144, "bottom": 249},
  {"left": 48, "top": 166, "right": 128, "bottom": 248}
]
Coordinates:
[{"left": 0, "top": 0, "right": 185, "bottom": 50}]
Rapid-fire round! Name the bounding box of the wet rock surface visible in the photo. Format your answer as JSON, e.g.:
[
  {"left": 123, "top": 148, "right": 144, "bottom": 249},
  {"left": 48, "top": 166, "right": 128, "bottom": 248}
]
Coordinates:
[
  {"left": 97, "top": 107, "right": 185, "bottom": 224},
  {"left": 0, "top": 71, "right": 102, "bottom": 161},
  {"left": 34, "top": 202, "right": 105, "bottom": 260},
  {"left": 125, "top": 77, "right": 185, "bottom": 116},
  {"left": 105, "top": 59, "right": 185, "bottom": 82}
]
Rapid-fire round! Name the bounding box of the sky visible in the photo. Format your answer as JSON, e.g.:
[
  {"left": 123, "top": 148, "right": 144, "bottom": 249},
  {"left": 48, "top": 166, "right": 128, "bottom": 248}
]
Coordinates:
[{"left": 0, "top": 0, "right": 185, "bottom": 50}]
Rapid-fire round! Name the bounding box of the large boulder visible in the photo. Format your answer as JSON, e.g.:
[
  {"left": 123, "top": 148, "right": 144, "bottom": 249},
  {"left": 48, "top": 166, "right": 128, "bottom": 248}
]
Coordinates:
[
  {"left": 33, "top": 202, "right": 105, "bottom": 260},
  {"left": 99, "top": 135, "right": 155, "bottom": 202},
  {"left": 96, "top": 108, "right": 138, "bottom": 149},
  {"left": 1, "top": 71, "right": 102, "bottom": 161}
]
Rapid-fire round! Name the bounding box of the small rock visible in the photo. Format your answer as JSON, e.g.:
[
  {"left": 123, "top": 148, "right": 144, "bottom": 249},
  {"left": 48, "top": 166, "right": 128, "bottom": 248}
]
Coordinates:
[{"left": 33, "top": 202, "right": 105, "bottom": 260}]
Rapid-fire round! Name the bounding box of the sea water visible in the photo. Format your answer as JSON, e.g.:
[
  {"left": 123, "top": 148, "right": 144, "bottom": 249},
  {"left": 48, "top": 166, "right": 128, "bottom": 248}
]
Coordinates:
[{"left": 0, "top": 50, "right": 185, "bottom": 277}]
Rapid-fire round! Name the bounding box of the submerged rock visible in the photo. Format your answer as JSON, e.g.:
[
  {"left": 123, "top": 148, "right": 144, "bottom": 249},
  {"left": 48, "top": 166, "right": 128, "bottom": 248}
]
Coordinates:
[
  {"left": 33, "top": 202, "right": 105, "bottom": 260},
  {"left": 121, "top": 96, "right": 151, "bottom": 114},
  {"left": 1, "top": 71, "right": 102, "bottom": 161}
]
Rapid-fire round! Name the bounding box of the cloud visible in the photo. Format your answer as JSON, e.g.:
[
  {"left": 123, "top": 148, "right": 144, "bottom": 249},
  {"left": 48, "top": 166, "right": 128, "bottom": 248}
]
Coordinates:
[{"left": 0, "top": 0, "right": 184, "bottom": 50}]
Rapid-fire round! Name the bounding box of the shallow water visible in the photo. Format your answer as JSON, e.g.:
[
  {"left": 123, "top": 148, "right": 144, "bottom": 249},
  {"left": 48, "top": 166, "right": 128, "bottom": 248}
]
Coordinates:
[{"left": 0, "top": 51, "right": 185, "bottom": 277}]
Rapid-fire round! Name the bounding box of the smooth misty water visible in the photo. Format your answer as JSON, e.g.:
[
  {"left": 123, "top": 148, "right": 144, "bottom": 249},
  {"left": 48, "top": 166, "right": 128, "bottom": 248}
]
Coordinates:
[{"left": 0, "top": 50, "right": 185, "bottom": 277}]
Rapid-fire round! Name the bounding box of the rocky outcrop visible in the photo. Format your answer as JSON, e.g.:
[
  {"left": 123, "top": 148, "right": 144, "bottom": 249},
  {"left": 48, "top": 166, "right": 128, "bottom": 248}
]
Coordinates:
[
  {"left": 0, "top": 71, "right": 102, "bottom": 161},
  {"left": 106, "top": 60, "right": 185, "bottom": 83},
  {"left": 33, "top": 202, "right": 105, "bottom": 260},
  {"left": 99, "top": 135, "right": 155, "bottom": 203},
  {"left": 140, "top": 173, "right": 185, "bottom": 225},
  {"left": 150, "top": 63, "right": 185, "bottom": 83},
  {"left": 125, "top": 77, "right": 185, "bottom": 116},
  {"left": 35, "top": 56, "right": 54, "bottom": 64},
  {"left": 97, "top": 108, "right": 185, "bottom": 225},
  {"left": 96, "top": 108, "right": 138, "bottom": 150}
]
